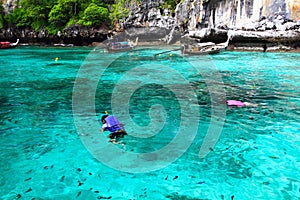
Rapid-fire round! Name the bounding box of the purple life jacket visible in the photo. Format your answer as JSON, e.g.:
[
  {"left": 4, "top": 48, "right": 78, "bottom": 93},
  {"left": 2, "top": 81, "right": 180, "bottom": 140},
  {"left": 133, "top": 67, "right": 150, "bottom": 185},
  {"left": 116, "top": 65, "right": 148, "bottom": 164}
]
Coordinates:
[{"left": 105, "top": 115, "right": 124, "bottom": 132}]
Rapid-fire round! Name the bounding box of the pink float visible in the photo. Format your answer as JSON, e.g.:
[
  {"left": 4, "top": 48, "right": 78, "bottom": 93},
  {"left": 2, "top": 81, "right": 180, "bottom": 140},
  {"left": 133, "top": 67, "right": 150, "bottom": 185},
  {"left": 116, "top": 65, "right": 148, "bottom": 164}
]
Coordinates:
[{"left": 226, "top": 100, "right": 246, "bottom": 107}]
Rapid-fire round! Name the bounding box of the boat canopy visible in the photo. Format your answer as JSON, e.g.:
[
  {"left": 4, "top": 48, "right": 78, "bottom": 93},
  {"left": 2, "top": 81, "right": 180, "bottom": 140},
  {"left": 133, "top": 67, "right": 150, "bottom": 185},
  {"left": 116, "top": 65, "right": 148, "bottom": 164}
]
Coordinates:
[{"left": 197, "top": 42, "right": 215, "bottom": 47}]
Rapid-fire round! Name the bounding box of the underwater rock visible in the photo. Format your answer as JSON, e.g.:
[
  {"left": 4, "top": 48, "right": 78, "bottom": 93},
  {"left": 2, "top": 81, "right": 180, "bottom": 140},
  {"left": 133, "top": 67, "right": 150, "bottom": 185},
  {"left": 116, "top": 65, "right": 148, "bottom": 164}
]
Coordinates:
[
  {"left": 78, "top": 181, "right": 83, "bottom": 186},
  {"left": 97, "top": 196, "right": 112, "bottom": 199},
  {"left": 71, "top": 190, "right": 97, "bottom": 200},
  {"left": 59, "top": 176, "right": 65, "bottom": 182}
]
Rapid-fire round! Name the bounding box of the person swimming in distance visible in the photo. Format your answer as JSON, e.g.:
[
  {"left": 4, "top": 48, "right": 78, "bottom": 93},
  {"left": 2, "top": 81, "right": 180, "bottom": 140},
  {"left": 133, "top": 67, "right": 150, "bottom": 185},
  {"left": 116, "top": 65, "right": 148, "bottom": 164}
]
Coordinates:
[
  {"left": 226, "top": 100, "right": 258, "bottom": 107},
  {"left": 100, "top": 114, "right": 127, "bottom": 143}
]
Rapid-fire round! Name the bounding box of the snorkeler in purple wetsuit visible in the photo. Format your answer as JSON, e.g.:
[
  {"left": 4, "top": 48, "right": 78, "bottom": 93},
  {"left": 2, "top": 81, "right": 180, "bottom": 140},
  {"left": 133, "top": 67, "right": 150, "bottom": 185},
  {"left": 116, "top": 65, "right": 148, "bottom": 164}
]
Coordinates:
[{"left": 100, "top": 115, "right": 127, "bottom": 142}]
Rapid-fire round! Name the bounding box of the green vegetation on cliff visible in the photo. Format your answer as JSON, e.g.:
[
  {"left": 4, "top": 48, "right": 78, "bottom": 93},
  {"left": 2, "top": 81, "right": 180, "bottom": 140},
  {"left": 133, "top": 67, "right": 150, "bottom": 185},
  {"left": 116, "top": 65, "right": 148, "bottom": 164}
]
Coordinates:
[
  {"left": 0, "top": 3, "right": 4, "bottom": 28},
  {"left": 6, "top": 0, "right": 55, "bottom": 31},
  {"left": 3, "top": 0, "right": 109, "bottom": 33},
  {"left": 109, "top": 0, "right": 130, "bottom": 22},
  {"left": 1, "top": 0, "right": 178, "bottom": 34}
]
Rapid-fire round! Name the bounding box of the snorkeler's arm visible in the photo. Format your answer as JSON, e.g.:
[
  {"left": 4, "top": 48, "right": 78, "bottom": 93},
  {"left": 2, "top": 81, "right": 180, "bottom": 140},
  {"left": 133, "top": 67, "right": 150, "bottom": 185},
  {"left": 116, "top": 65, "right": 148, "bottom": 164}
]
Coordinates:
[{"left": 100, "top": 123, "right": 108, "bottom": 132}]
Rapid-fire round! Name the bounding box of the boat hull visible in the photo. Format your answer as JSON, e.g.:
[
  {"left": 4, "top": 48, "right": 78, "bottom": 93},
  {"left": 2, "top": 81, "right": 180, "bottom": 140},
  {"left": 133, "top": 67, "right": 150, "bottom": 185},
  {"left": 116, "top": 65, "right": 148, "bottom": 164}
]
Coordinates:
[
  {"left": 106, "top": 46, "right": 134, "bottom": 52},
  {"left": 0, "top": 39, "right": 19, "bottom": 49},
  {"left": 183, "top": 48, "right": 222, "bottom": 55}
]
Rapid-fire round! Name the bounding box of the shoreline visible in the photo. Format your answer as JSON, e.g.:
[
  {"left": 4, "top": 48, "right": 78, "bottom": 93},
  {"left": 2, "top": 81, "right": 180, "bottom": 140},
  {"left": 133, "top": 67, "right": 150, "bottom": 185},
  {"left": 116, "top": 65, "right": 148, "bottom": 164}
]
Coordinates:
[
  {"left": 5, "top": 42, "right": 300, "bottom": 52},
  {"left": 17, "top": 41, "right": 300, "bottom": 53},
  {"left": 3, "top": 27, "right": 300, "bottom": 52}
]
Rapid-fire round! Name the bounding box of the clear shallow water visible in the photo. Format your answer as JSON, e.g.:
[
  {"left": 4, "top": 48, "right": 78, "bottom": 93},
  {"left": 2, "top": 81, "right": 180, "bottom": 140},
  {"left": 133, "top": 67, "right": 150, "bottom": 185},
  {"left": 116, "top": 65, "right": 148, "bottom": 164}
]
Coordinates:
[{"left": 0, "top": 46, "right": 299, "bottom": 199}]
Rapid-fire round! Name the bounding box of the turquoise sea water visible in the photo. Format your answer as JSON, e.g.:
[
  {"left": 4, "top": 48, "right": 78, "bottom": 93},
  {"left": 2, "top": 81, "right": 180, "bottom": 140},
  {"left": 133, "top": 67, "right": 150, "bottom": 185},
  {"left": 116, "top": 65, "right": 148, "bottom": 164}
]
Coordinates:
[{"left": 0, "top": 46, "right": 299, "bottom": 199}]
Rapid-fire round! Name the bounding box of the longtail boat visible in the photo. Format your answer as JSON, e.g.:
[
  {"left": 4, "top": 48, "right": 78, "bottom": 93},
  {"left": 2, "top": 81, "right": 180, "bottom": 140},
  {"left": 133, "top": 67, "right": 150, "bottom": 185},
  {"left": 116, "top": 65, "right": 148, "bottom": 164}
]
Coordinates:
[
  {"left": 0, "top": 39, "right": 19, "bottom": 49},
  {"left": 105, "top": 37, "right": 138, "bottom": 52},
  {"left": 182, "top": 33, "right": 232, "bottom": 55}
]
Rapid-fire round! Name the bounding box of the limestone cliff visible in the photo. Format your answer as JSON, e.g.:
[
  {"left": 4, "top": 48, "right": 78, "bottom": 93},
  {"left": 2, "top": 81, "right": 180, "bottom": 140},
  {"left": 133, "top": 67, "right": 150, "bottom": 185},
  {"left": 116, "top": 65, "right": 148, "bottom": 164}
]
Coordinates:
[
  {"left": 179, "top": 0, "right": 300, "bottom": 31},
  {"left": 1, "top": 0, "right": 300, "bottom": 49},
  {"left": 179, "top": 0, "right": 300, "bottom": 49},
  {"left": 2, "top": 0, "right": 18, "bottom": 13},
  {"left": 123, "top": 0, "right": 300, "bottom": 49}
]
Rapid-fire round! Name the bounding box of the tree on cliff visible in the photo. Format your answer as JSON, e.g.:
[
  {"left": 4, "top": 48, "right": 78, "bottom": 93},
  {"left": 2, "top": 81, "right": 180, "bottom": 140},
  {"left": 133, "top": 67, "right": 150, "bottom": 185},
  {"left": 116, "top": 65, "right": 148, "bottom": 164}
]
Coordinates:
[
  {"left": 48, "top": 0, "right": 110, "bottom": 32},
  {"left": 48, "top": 0, "right": 90, "bottom": 33},
  {"left": 78, "top": 3, "right": 109, "bottom": 26},
  {"left": 0, "top": 3, "right": 4, "bottom": 29},
  {"left": 4, "top": 0, "right": 55, "bottom": 30},
  {"left": 1, "top": 0, "right": 182, "bottom": 34},
  {"left": 109, "top": 0, "right": 129, "bottom": 22}
]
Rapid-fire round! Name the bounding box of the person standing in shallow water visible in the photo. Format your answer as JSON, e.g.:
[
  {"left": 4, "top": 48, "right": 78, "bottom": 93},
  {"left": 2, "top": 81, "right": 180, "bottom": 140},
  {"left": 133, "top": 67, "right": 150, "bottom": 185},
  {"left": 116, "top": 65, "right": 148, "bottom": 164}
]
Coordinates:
[
  {"left": 263, "top": 44, "right": 267, "bottom": 52},
  {"left": 100, "top": 114, "right": 127, "bottom": 142}
]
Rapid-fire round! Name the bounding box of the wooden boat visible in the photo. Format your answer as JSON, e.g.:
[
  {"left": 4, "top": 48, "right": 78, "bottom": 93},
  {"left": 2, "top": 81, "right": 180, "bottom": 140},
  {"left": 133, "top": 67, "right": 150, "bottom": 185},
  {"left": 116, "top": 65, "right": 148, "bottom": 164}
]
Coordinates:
[
  {"left": 0, "top": 39, "right": 19, "bottom": 49},
  {"left": 105, "top": 37, "right": 138, "bottom": 52},
  {"left": 54, "top": 43, "right": 74, "bottom": 47},
  {"left": 181, "top": 42, "right": 223, "bottom": 55},
  {"left": 181, "top": 33, "right": 232, "bottom": 55}
]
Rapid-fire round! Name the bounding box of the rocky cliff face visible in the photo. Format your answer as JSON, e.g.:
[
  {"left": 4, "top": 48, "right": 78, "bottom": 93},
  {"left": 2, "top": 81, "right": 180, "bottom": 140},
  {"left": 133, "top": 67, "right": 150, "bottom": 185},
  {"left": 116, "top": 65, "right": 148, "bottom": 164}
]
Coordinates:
[
  {"left": 123, "top": 0, "right": 300, "bottom": 49},
  {"left": 1, "top": 0, "right": 300, "bottom": 49},
  {"left": 185, "top": 0, "right": 300, "bottom": 49},
  {"left": 122, "top": 0, "right": 300, "bottom": 30},
  {"left": 181, "top": 0, "right": 300, "bottom": 31},
  {"left": 2, "top": 0, "right": 18, "bottom": 13}
]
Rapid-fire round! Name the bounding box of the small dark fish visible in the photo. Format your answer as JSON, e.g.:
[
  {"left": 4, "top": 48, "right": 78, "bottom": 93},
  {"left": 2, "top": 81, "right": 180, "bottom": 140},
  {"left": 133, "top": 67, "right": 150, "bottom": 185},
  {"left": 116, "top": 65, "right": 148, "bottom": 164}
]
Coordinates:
[
  {"left": 173, "top": 176, "right": 178, "bottom": 180},
  {"left": 25, "top": 178, "right": 32, "bottom": 181},
  {"left": 60, "top": 176, "right": 65, "bottom": 182},
  {"left": 97, "top": 196, "right": 112, "bottom": 199},
  {"left": 165, "top": 176, "right": 168, "bottom": 180},
  {"left": 25, "top": 188, "right": 32, "bottom": 193}
]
